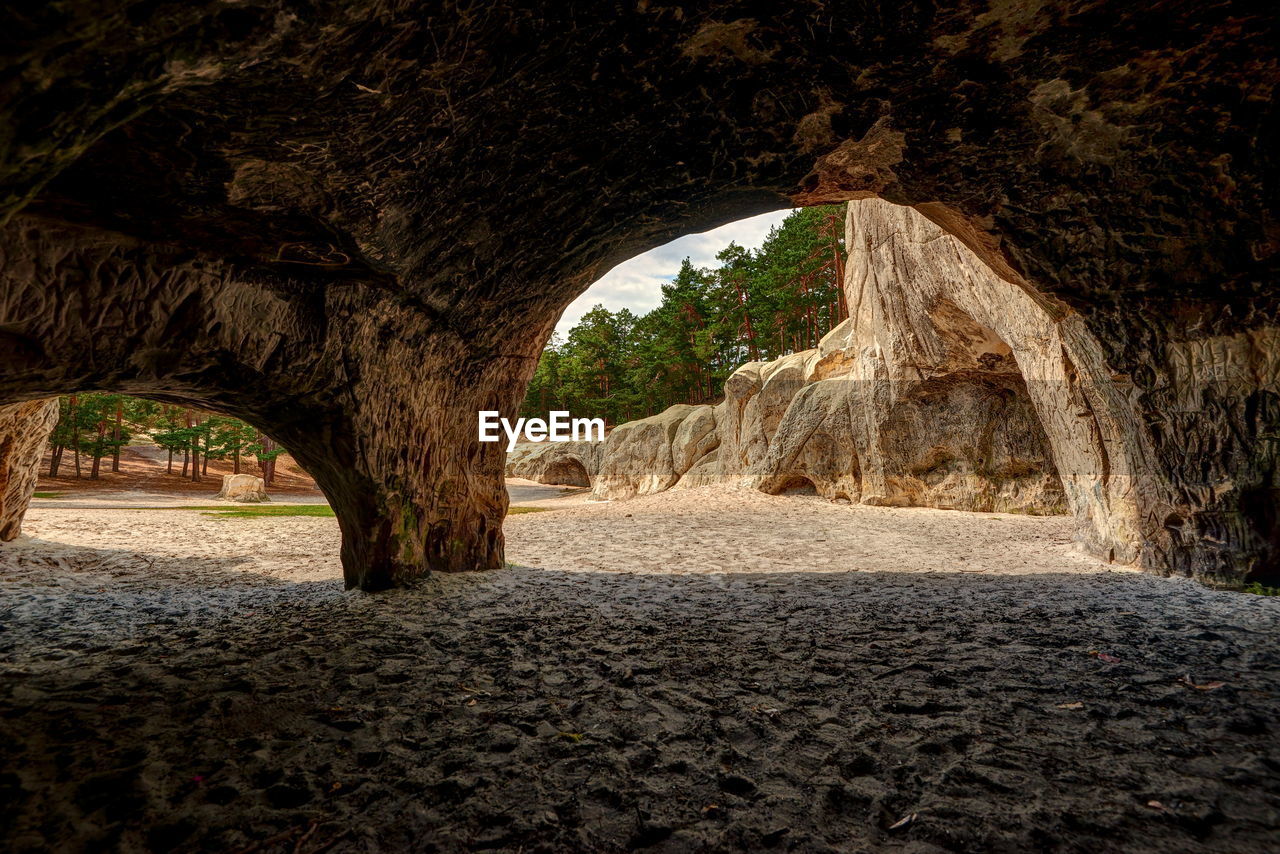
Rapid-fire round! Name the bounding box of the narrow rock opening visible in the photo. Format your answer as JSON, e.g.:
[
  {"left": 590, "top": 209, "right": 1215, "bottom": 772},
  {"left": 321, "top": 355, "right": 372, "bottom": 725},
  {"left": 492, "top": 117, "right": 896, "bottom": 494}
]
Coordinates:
[
  {"left": 770, "top": 474, "right": 819, "bottom": 496},
  {"left": 540, "top": 458, "right": 591, "bottom": 488}
]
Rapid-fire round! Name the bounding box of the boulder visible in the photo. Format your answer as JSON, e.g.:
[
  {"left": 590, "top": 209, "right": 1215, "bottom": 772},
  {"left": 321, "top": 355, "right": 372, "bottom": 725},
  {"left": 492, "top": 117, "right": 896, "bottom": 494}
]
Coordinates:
[
  {"left": 590, "top": 405, "right": 696, "bottom": 500},
  {"left": 670, "top": 405, "right": 718, "bottom": 476},
  {"left": 672, "top": 448, "right": 722, "bottom": 490},
  {"left": 216, "top": 474, "right": 270, "bottom": 503},
  {"left": 505, "top": 440, "right": 601, "bottom": 486},
  {"left": 754, "top": 378, "right": 862, "bottom": 502}
]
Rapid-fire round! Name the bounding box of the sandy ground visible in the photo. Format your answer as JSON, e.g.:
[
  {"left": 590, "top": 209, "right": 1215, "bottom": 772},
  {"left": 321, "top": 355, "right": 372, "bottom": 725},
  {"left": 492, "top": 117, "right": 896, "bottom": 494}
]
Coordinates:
[
  {"left": 29, "top": 477, "right": 575, "bottom": 511},
  {"left": 1, "top": 485, "right": 1277, "bottom": 852}
]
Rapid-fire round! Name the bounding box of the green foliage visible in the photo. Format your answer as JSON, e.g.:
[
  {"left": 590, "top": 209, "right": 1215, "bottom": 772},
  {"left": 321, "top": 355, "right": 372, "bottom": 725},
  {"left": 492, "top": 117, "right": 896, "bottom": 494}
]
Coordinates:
[
  {"left": 47, "top": 393, "right": 152, "bottom": 475},
  {"left": 1241, "top": 582, "right": 1280, "bottom": 596},
  {"left": 47, "top": 394, "right": 288, "bottom": 480},
  {"left": 520, "top": 205, "right": 847, "bottom": 423}
]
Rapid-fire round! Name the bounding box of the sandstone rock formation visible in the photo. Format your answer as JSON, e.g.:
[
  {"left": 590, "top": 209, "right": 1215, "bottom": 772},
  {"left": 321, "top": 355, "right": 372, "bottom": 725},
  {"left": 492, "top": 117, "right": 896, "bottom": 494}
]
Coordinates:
[
  {"left": 591, "top": 405, "right": 703, "bottom": 500},
  {"left": 215, "top": 474, "right": 269, "bottom": 503},
  {"left": 0, "top": 400, "right": 59, "bottom": 540},
  {"left": 505, "top": 441, "right": 602, "bottom": 487},
  {"left": 0, "top": 3, "right": 1274, "bottom": 586}
]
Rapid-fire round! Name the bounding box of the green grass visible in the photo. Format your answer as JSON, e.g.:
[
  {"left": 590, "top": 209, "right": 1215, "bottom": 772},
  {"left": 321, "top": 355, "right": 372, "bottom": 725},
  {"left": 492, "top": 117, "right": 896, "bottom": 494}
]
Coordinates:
[
  {"left": 200, "top": 504, "right": 334, "bottom": 518},
  {"left": 32, "top": 491, "right": 63, "bottom": 499},
  {"left": 508, "top": 506, "right": 547, "bottom": 514},
  {"left": 1241, "top": 582, "right": 1280, "bottom": 597}
]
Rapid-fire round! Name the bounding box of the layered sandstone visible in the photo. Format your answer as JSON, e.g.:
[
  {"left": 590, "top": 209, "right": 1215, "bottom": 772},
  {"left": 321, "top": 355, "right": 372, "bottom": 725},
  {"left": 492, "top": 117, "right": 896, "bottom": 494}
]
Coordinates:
[{"left": 0, "top": 400, "right": 59, "bottom": 540}]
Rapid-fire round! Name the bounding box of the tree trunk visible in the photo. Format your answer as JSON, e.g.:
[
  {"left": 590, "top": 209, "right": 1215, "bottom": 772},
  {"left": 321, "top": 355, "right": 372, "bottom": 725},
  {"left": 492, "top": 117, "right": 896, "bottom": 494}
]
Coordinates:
[
  {"left": 49, "top": 444, "right": 61, "bottom": 478},
  {"left": 70, "top": 394, "right": 81, "bottom": 478},
  {"left": 111, "top": 397, "right": 122, "bottom": 472},
  {"left": 233, "top": 445, "right": 240, "bottom": 474},
  {"left": 167, "top": 447, "right": 173, "bottom": 474},
  {"left": 90, "top": 421, "right": 104, "bottom": 479}
]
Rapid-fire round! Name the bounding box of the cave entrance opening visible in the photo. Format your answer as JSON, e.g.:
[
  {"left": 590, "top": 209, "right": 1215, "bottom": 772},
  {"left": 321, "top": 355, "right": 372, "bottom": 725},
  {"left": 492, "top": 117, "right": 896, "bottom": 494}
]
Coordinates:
[
  {"left": 4, "top": 391, "right": 347, "bottom": 586},
  {"left": 540, "top": 458, "right": 591, "bottom": 488}
]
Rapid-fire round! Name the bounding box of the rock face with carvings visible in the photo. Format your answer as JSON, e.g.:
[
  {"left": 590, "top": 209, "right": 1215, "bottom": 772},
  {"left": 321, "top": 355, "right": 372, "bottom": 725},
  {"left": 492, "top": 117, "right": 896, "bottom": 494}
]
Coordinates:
[
  {"left": 0, "top": 400, "right": 59, "bottom": 540},
  {"left": 0, "top": 4, "right": 1274, "bottom": 587},
  {"left": 216, "top": 474, "right": 270, "bottom": 503},
  {"left": 506, "top": 441, "right": 602, "bottom": 487}
]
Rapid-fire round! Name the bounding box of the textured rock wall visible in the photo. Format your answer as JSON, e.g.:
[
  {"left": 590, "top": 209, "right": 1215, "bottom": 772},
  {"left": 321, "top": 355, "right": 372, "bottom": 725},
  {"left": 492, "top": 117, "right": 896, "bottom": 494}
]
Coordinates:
[
  {"left": 591, "top": 405, "right": 704, "bottom": 501},
  {"left": 842, "top": 200, "right": 1143, "bottom": 555},
  {"left": 0, "top": 220, "right": 538, "bottom": 589},
  {"left": 0, "top": 400, "right": 59, "bottom": 540}
]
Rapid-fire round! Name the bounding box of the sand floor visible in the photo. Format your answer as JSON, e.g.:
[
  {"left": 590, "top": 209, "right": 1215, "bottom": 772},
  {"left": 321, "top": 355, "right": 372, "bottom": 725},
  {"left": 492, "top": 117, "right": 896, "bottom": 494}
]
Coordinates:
[{"left": 1, "top": 486, "right": 1277, "bottom": 852}]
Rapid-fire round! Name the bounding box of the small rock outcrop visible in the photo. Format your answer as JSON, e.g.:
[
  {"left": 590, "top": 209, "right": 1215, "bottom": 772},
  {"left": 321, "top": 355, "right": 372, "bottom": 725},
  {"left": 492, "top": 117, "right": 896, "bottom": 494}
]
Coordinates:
[
  {"left": 216, "top": 474, "right": 269, "bottom": 503},
  {"left": 591, "top": 405, "right": 702, "bottom": 500},
  {"left": 0, "top": 399, "right": 59, "bottom": 540},
  {"left": 506, "top": 441, "right": 602, "bottom": 487}
]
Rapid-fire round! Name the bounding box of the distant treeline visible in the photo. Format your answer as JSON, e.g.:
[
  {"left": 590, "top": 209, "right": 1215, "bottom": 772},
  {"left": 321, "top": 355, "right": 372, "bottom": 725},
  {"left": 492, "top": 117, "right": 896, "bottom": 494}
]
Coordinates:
[
  {"left": 47, "top": 394, "right": 287, "bottom": 485},
  {"left": 520, "top": 205, "right": 848, "bottom": 424}
]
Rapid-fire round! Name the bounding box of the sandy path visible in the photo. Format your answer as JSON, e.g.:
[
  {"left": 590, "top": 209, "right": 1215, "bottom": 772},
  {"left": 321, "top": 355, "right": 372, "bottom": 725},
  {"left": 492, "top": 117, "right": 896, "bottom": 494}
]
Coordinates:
[{"left": 1, "top": 488, "right": 1277, "bottom": 852}]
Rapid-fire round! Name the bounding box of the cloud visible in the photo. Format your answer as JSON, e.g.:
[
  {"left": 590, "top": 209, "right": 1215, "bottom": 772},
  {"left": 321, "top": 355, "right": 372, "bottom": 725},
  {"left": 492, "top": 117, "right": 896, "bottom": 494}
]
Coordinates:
[{"left": 553, "top": 209, "right": 792, "bottom": 338}]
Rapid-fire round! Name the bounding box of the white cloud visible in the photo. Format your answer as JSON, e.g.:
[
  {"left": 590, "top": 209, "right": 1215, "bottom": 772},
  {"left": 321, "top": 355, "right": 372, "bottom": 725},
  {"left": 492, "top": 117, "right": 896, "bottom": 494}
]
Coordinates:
[{"left": 554, "top": 209, "right": 792, "bottom": 338}]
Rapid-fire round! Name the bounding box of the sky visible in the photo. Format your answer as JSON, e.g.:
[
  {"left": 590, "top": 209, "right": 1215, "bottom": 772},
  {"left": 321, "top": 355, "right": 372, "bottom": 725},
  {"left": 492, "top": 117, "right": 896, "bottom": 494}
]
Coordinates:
[{"left": 553, "top": 209, "right": 792, "bottom": 339}]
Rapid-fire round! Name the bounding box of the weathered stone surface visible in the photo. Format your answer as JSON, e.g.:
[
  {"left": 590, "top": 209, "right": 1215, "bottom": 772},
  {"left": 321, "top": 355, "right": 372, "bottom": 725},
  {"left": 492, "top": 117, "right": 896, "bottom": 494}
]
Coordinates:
[
  {"left": 670, "top": 405, "right": 719, "bottom": 476},
  {"left": 215, "top": 473, "right": 269, "bottom": 503},
  {"left": 843, "top": 200, "right": 1151, "bottom": 563},
  {"left": 717, "top": 352, "right": 818, "bottom": 478},
  {"left": 673, "top": 449, "right": 722, "bottom": 490},
  {"left": 0, "top": 400, "right": 58, "bottom": 540},
  {"left": 592, "top": 405, "right": 698, "bottom": 501},
  {"left": 869, "top": 375, "right": 1066, "bottom": 515},
  {"left": 755, "top": 379, "right": 862, "bottom": 502},
  {"left": 505, "top": 441, "right": 602, "bottom": 487},
  {"left": 0, "top": 3, "right": 1274, "bottom": 586}
]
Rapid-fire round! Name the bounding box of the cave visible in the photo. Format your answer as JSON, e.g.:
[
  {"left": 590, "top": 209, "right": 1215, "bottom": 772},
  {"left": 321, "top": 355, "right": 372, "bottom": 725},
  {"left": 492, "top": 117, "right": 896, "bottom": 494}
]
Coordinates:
[
  {"left": 540, "top": 457, "right": 592, "bottom": 489},
  {"left": 1, "top": 4, "right": 1278, "bottom": 849},
  {"left": 0, "top": 3, "right": 1274, "bottom": 589},
  {"left": 769, "top": 474, "right": 820, "bottom": 496}
]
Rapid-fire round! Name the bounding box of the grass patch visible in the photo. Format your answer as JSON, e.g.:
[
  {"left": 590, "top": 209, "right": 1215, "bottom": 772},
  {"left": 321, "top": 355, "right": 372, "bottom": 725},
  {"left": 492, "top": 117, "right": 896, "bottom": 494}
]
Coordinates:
[
  {"left": 1241, "top": 582, "right": 1280, "bottom": 597},
  {"left": 201, "top": 504, "right": 335, "bottom": 518},
  {"left": 32, "top": 491, "right": 63, "bottom": 499},
  {"left": 508, "top": 506, "right": 547, "bottom": 514}
]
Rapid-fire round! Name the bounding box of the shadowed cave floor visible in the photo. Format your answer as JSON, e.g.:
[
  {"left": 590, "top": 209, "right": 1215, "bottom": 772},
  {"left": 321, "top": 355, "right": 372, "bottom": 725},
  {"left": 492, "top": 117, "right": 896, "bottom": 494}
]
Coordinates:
[{"left": 0, "top": 491, "right": 1277, "bottom": 852}]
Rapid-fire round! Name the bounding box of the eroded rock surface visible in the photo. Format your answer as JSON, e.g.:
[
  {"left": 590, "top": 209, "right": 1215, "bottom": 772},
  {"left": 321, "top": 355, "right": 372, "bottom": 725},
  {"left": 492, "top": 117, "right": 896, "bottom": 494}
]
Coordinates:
[
  {"left": 506, "top": 441, "right": 602, "bottom": 487},
  {"left": 0, "top": 400, "right": 58, "bottom": 540},
  {"left": 592, "top": 406, "right": 699, "bottom": 501}
]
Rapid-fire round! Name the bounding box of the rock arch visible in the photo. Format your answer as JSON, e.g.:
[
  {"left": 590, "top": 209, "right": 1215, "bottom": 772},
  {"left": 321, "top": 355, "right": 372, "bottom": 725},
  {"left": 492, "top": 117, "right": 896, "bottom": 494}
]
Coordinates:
[{"left": 0, "top": 2, "right": 1274, "bottom": 587}]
